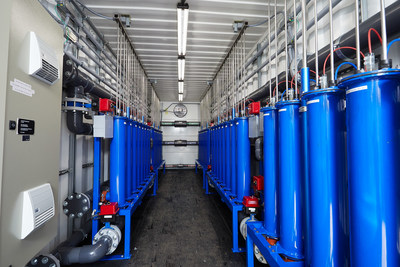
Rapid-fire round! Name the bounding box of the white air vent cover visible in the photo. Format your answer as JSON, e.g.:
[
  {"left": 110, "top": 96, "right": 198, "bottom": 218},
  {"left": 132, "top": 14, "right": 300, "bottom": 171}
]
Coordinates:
[
  {"left": 19, "top": 183, "right": 55, "bottom": 239},
  {"left": 20, "top": 31, "right": 59, "bottom": 85}
]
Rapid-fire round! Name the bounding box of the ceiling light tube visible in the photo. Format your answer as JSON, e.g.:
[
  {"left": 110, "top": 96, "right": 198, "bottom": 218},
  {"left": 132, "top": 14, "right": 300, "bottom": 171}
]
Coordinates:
[
  {"left": 178, "top": 56, "right": 185, "bottom": 80},
  {"left": 178, "top": 93, "right": 183, "bottom": 102},
  {"left": 177, "top": 2, "right": 189, "bottom": 55},
  {"left": 178, "top": 80, "right": 184, "bottom": 93}
]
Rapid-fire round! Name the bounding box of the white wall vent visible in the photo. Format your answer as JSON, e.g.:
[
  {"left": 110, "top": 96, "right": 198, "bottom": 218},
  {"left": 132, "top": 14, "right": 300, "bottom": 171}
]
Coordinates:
[
  {"left": 19, "top": 31, "right": 59, "bottom": 85},
  {"left": 19, "top": 183, "right": 55, "bottom": 239}
]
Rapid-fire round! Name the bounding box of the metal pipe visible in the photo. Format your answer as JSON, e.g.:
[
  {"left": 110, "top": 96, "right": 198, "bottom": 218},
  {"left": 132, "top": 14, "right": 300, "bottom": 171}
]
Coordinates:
[
  {"left": 237, "top": 0, "right": 343, "bottom": 88},
  {"left": 285, "top": 0, "right": 289, "bottom": 93},
  {"left": 355, "top": 0, "right": 361, "bottom": 70},
  {"left": 329, "top": 0, "right": 335, "bottom": 84},
  {"left": 275, "top": 0, "right": 278, "bottom": 97},
  {"left": 314, "top": 0, "right": 319, "bottom": 84},
  {"left": 302, "top": 0, "right": 307, "bottom": 68},
  {"left": 294, "top": 0, "right": 298, "bottom": 98},
  {"left": 380, "top": 0, "right": 388, "bottom": 62},
  {"left": 64, "top": 51, "right": 117, "bottom": 94},
  {"left": 268, "top": 0, "right": 272, "bottom": 103}
]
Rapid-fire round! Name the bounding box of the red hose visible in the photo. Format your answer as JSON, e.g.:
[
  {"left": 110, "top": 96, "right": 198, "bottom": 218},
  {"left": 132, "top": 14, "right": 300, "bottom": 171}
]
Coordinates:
[
  {"left": 368, "top": 28, "right": 383, "bottom": 54},
  {"left": 323, "top": 47, "right": 365, "bottom": 75}
]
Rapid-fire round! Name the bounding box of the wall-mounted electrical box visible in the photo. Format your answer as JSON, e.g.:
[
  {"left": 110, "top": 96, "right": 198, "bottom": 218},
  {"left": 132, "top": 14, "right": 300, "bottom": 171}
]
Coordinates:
[
  {"left": 94, "top": 115, "right": 113, "bottom": 138},
  {"left": 19, "top": 31, "right": 60, "bottom": 85},
  {"left": 249, "top": 115, "right": 261, "bottom": 138},
  {"left": 19, "top": 183, "right": 55, "bottom": 239}
]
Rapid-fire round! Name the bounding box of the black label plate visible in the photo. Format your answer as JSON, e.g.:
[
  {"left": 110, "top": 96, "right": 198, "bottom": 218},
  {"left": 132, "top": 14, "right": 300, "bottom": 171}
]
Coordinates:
[{"left": 17, "top": 119, "right": 35, "bottom": 135}]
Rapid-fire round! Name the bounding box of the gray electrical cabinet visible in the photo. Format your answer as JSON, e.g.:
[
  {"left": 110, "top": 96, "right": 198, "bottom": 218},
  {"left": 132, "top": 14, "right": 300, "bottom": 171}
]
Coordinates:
[{"left": 0, "top": 0, "right": 63, "bottom": 266}]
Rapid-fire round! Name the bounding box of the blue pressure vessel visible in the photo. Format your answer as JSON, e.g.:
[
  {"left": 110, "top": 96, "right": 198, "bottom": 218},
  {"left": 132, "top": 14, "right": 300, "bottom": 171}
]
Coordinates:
[
  {"left": 261, "top": 106, "right": 279, "bottom": 239},
  {"left": 222, "top": 123, "right": 226, "bottom": 185},
  {"left": 225, "top": 123, "right": 231, "bottom": 190},
  {"left": 230, "top": 120, "right": 237, "bottom": 195},
  {"left": 299, "top": 99, "right": 311, "bottom": 267},
  {"left": 235, "top": 117, "right": 250, "bottom": 201},
  {"left": 132, "top": 121, "right": 137, "bottom": 192},
  {"left": 303, "top": 88, "right": 349, "bottom": 266},
  {"left": 338, "top": 70, "right": 400, "bottom": 267},
  {"left": 126, "top": 120, "right": 133, "bottom": 199},
  {"left": 110, "top": 116, "right": 127, "bottom": 206},
  {"left": 276, "top": 100, "right": 303, "bottom": 260}
]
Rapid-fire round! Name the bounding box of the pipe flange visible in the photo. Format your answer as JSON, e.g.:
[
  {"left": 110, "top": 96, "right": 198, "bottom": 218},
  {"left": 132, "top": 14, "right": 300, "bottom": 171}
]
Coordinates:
[
  {"left": 93, "top": 225, "right": 122, "bottom": 255},
  {"left": 62, "top": 193, "right": 91, "bottom": 218},
  {"left": 26, "top": 254, "right": 60, "bottom": 267},
  {"left": 240, "top": 217, "right": 250, "bottom": 239},
  {"left": 254, "top": 245, "right": 268, "bottom": 264}
]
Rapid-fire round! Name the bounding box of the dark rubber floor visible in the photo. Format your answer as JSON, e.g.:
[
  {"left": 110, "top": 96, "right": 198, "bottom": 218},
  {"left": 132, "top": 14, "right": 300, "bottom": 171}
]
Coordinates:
[{"left": 72, "top": 169, "right": 262, "bottom": 267}]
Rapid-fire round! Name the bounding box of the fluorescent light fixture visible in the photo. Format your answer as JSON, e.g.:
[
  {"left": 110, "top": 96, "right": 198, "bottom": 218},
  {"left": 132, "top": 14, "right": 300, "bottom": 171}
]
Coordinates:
[
  {"left": 178, "top": 56, "right": 185, "bottom": 80},
  {"left": 177, "top": 3, "right": 189, "bottom": 55},
  {"left": 178, "top": 81, "right": 184, "bottom": 93},
  {"left": 178, "top": 93, "right": 183, "bottom": 101}
]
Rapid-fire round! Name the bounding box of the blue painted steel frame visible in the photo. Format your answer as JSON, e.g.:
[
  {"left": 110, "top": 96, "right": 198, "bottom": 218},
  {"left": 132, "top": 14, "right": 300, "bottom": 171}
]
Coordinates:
[
  {"left": 246, "top": 221, "right": 304, "bottom": 267},
  {"left": 92, "top": 159, "right": 166, "bottom": 261},
  {"left": 206, "top": 171, "right": 245, "bottom": 253}
]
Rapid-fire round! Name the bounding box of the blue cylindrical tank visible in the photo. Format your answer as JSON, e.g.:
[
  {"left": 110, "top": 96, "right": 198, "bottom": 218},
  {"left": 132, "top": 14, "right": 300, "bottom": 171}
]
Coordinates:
[
  {"left": 110, "top": 116, "right": 127, "bottom": 206},
  {"left": 138, "top": 124, "right": 143, "bottom": 185},
  {"left": 299, "top": 99, "right": 311, "bottom": 267},
  {"left": 303, "top": 88, "right": 349, "bottom": 267},
  {"left": 230, "top": 120, "right": 237, "bottom": 195},
  {"left": 261, "top": 106, "right": 279, "bottom": 239},
  {"left": 276, "top": 100, "right": 303, "bottom": 260},
  {"left": 225, "top": 123, "right": 231, "bottom": 190},
  {"left": 235, "top": 117, "right": 250, "bottom": 201},
  {"left": 222, "top": 123, "right": 226, "bottom": 185},
  {"left": 126, "top": 120, "right": 133, "bottom": 198},
  {"left": 338, "top": 70, "right": 400, "bottom": 267},
  {"left": 132, "top": 121, "right": 137, "bottom": 192}
]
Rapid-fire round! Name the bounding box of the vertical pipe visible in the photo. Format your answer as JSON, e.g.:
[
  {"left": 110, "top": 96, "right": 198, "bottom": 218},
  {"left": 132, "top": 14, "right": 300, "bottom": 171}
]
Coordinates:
[
  {"left": 314, "top": 0, "right": 319, "bottom": 86},
  {"left": 301, "top": 0, "right": 310, "bottom": 95},
  {"left": 110, "top": 116, "right": 127, "bottom": 206},
  {"left": 222, "top": 123, "right": 226, "bottom": 185},
  {"left": 92, "top": 137, "right": 101, "bottom": 239},
  {"left": 268, "top": 0, "right": 272, "bottom": 100},
  {"left": 225, "top": 123, "right": 231, "bottom": 189},
  {"left": 303, "top": 89, "right": 349, "bottom": 266},
  {"left": 302, "top": 0, "right": 307, "bottom": 70},
  {"left": 230, "top": 120, "right": 237, "bottom": 195},
  {"left": 380, "top": 0, "right": 388, "bottom": 62},
  {"left": 355, "top": 0, "right": 361, "bottom": 70},
  {"left": 274, "top": 0, "right": 278, "bottom": 97},
  {"left": 294, "top": 0, "right": 298, "bottom": 98},
  {"left": 126, "top": 120, "right": 133, "bottom": 198},
  {"left": 276, "top": 101, "right": 303, "bottom": 259},
  {"left": 132, "top": 122, "right": 137, "bottom": 192},
  {"left": 329, "top": 0, "right": 335, "bottom": 84},
  {"left": 235, "top": 117, "right": 250, "bottom": 201},
  {"left": 285, "top": 0, "right": 289, "bottom": 92},
  {"left": 261, "top": 107, "right": 279, "bottom": 239}
]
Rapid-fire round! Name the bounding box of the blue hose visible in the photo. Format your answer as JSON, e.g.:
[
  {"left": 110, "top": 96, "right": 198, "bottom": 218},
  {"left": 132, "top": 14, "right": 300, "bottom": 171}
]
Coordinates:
[
  {"left": 387, "top": 38, "right": 400, "bottom": 56},
  {"left": 281, "top": 89, "right": 287, "bottom": 102},
  {"left": 335, "top": 62, "right": 357, "bottom": 81}
]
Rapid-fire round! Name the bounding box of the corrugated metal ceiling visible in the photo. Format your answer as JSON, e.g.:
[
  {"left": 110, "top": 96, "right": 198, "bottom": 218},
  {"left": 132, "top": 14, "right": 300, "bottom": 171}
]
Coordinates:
[{"left": 81, "top": 0, "right": 277, "bottom": 102}]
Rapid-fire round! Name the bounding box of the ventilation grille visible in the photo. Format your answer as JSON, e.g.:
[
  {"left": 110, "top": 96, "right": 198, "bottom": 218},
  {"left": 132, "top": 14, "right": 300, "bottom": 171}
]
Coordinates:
[
  {"left": 33, "top": 59, "right": 58, "bottom": 84},
  {"left": 34, "top": 207, "right": 54, "bottom": 228}
]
